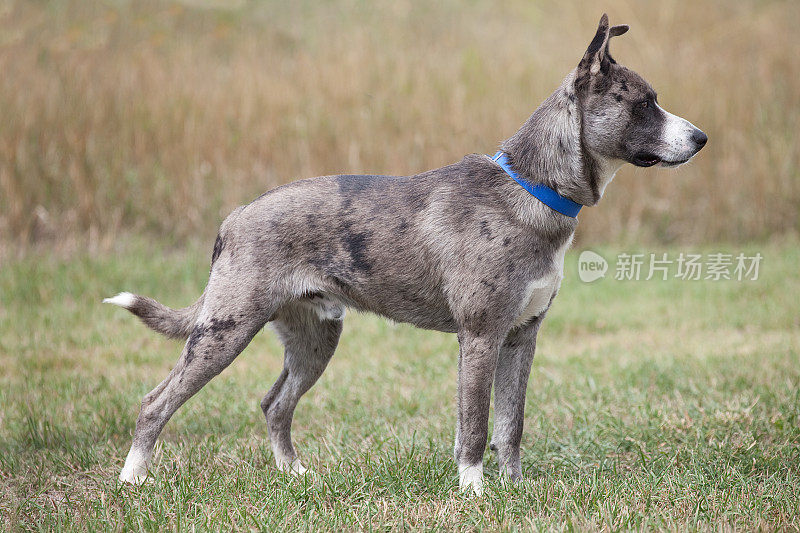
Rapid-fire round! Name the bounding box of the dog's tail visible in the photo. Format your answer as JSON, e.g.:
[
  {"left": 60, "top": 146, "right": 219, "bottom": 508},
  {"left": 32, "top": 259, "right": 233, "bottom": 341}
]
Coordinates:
[{"left": 103, "top": 291, "right": 204, "bottom": 339}]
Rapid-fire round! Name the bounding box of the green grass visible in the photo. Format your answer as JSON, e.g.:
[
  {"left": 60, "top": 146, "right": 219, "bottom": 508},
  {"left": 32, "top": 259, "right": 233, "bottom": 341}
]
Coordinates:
[{"left": 1, "top": 238, "right": 799, "bottom": 530}]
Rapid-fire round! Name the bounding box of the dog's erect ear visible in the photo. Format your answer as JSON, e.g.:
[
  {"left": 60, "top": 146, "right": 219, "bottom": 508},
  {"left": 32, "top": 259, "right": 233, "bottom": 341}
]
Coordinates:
[
  {"left": 579, "top": 14, "right": 611, "bottom": 77},
  {"left": 576, "top": 14, "right": 628, "bottom": 93}
]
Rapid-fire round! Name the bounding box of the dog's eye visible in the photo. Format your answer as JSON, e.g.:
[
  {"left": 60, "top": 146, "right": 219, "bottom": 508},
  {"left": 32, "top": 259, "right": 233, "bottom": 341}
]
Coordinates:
[{"left": 639, "top": 101, "right": 649, "bottom": 109}]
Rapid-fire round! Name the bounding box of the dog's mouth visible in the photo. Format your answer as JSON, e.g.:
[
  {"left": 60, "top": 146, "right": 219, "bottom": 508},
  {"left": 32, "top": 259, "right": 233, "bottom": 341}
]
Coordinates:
[
  {"left": 632, "top": 152, "right": 692, "bottom": 168},
  {"left": 658, "top": 157, "right": 691, "bottom": 168},
  {"left": 631, "top": 152, "right": 662, "bottom": 167}
]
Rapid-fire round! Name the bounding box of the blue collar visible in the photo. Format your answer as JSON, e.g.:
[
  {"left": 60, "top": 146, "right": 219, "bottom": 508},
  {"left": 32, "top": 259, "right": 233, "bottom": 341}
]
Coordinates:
[{"left": 490, "top": 151, "right": 583, "bottom": 218}]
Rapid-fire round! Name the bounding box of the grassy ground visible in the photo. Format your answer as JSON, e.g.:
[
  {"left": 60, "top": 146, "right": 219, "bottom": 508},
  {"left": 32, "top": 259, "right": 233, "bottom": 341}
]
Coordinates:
[{"left": 1, "top": 238, "right": 799, "bottom": 530}]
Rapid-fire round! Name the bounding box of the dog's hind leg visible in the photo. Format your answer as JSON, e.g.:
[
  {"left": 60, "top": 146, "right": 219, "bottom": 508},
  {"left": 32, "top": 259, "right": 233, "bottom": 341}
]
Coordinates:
[
  {"left": 260, "top": 304, "right": 342, "bottom": 476},
  {"left": 489, "top": 317, "right": 543, "bottom": 482},
  {"left": 119, "top": 279, "right": 278, "bottom": 484}
]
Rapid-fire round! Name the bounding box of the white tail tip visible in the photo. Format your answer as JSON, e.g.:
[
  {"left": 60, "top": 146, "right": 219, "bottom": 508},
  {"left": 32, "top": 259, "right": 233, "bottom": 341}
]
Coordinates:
[{"left": 103, "top": 292, "right": 136, "bottom": 308}]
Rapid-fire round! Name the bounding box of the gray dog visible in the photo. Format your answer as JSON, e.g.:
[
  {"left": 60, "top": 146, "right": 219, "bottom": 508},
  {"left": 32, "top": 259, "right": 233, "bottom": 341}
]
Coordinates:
[{"left": 106, "top": 14, "right": 706, "bottom": 494}]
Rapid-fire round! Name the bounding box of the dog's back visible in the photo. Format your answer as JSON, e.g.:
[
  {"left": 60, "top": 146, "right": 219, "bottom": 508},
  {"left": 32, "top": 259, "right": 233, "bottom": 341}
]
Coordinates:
[{"left": 209, "top": 154, "right": 569, "bottom": 331}]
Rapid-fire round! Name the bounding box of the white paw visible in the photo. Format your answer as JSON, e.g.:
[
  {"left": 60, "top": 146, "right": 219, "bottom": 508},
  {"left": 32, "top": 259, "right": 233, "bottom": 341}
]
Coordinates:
[
  {"left": 277, "top": 457, "right": 312, "bottom": 477},
  {"left": 287, "top": 459, "right": 309, "bottom": 476},
  {"left": 119, "top": 447, "right": 151, "bottom": 485},
  {"left": 458, "top": 463, "right": 484, "bottom": 496}
]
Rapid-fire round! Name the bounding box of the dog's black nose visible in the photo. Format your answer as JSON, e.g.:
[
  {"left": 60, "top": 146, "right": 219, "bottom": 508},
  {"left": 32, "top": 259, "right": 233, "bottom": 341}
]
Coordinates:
[{"left": 692, "top": 129, "right": 708, "bottom": 148}]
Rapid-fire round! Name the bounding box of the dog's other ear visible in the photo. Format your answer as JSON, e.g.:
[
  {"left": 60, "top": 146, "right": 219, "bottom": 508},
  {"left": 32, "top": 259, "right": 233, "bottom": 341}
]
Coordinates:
[
  {"left": 604, "top": 24, "right": 629, "bottom": 63},
  {"left": 609, "top": 24, "right": 629, "bottom": 38},
  {"left": 576, "top": 14, "right": 628, "bottom": 94}
]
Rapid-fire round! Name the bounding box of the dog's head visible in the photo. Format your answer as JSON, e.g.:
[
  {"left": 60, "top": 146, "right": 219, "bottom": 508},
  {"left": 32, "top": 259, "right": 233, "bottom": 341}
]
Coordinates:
[{"left": 575, "top": 14, "right": 707, "bottom": 169}]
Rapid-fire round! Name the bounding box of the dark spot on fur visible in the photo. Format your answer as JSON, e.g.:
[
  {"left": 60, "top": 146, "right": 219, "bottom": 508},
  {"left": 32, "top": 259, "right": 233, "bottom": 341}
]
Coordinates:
[
  {"left": 503, "top": 237, "right": 512, "bottom": 247},
  {"left": 337, "top": 175, "right": 375, "bottom": 211},
  {"left": 335, "top": 220, "right": 374, "bottom": 275},
  {"left": 337, "top": 174, "right": 373, "bottom": 195},
  {"left": 184, "top": 317, "right": 237, "bottom": 364},
  {"left": 613, "top": 93, "right": 623, "bottom": 102},
  {"left": 276, "top": 237, "right": 296, "bottom": 253},
  {"left": 211, "top": 234, "right": 224, "bottom": 266},
  {"left": 185, "top": 328, "right": 203, "bottom": 364},
  {"left": 342, "top": 231, "right": 373, "bottom": 273},
  {"left": 479, "top": 220, "right": 494, "bottom": 241},
  {"left": 480, "top": 279, "right": 497, "bottom": 293},
  {"left": 397, "top": 220, "right": 409, "bottom": 232},
  {"left": 304, "top": 214, "right": 318, "bottom": 231},
  {"left": 620, "top": 79, "right": 628, "bottom": 92},
  {"left": 575, "top": 72, "right": 590, "bottom": 94},
  {"left": 207, "top": 317, "right": 236, "bottom": 336},
  {"left": 308, "top": 252, "right": 334, "bottom": 271}
]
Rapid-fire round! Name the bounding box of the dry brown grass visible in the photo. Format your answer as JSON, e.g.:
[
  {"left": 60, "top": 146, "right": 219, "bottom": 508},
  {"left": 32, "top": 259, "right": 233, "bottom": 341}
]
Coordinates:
[{"left": 1, "top": 0, "right": 798, "bottom": 247}]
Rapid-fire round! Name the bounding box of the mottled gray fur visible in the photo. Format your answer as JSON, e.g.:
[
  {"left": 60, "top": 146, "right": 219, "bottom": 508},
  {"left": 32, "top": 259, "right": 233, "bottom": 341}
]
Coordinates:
[{"left": 107, "top": 14, "right": 706, "bottom": 494}]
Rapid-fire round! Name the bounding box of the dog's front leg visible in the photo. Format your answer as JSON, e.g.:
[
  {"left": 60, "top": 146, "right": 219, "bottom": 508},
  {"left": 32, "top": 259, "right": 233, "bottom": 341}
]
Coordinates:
[
  {"left": 490, "top": 316, "right": 543, "bottom": 481},
  {"left": 454, "top": 331, "right": 502, "bottom": 496}
]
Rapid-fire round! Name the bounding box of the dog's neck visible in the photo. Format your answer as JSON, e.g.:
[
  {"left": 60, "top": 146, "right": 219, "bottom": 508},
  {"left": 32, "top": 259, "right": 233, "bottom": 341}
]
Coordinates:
[{"left": 500, "top": 70, "right": 621, "bottom": 207}]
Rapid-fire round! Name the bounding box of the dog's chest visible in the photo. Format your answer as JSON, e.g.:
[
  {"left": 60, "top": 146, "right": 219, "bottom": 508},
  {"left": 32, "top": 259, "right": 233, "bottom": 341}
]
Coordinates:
[{"left": 513, "top": 241, "right": 570, "bottom": 326}]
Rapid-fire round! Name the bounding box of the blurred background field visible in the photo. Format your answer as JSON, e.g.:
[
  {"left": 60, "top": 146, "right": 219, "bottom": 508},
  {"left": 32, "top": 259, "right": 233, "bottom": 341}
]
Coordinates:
[{"left": 1, "top": 0, "right": 799, "bottom": 251}]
